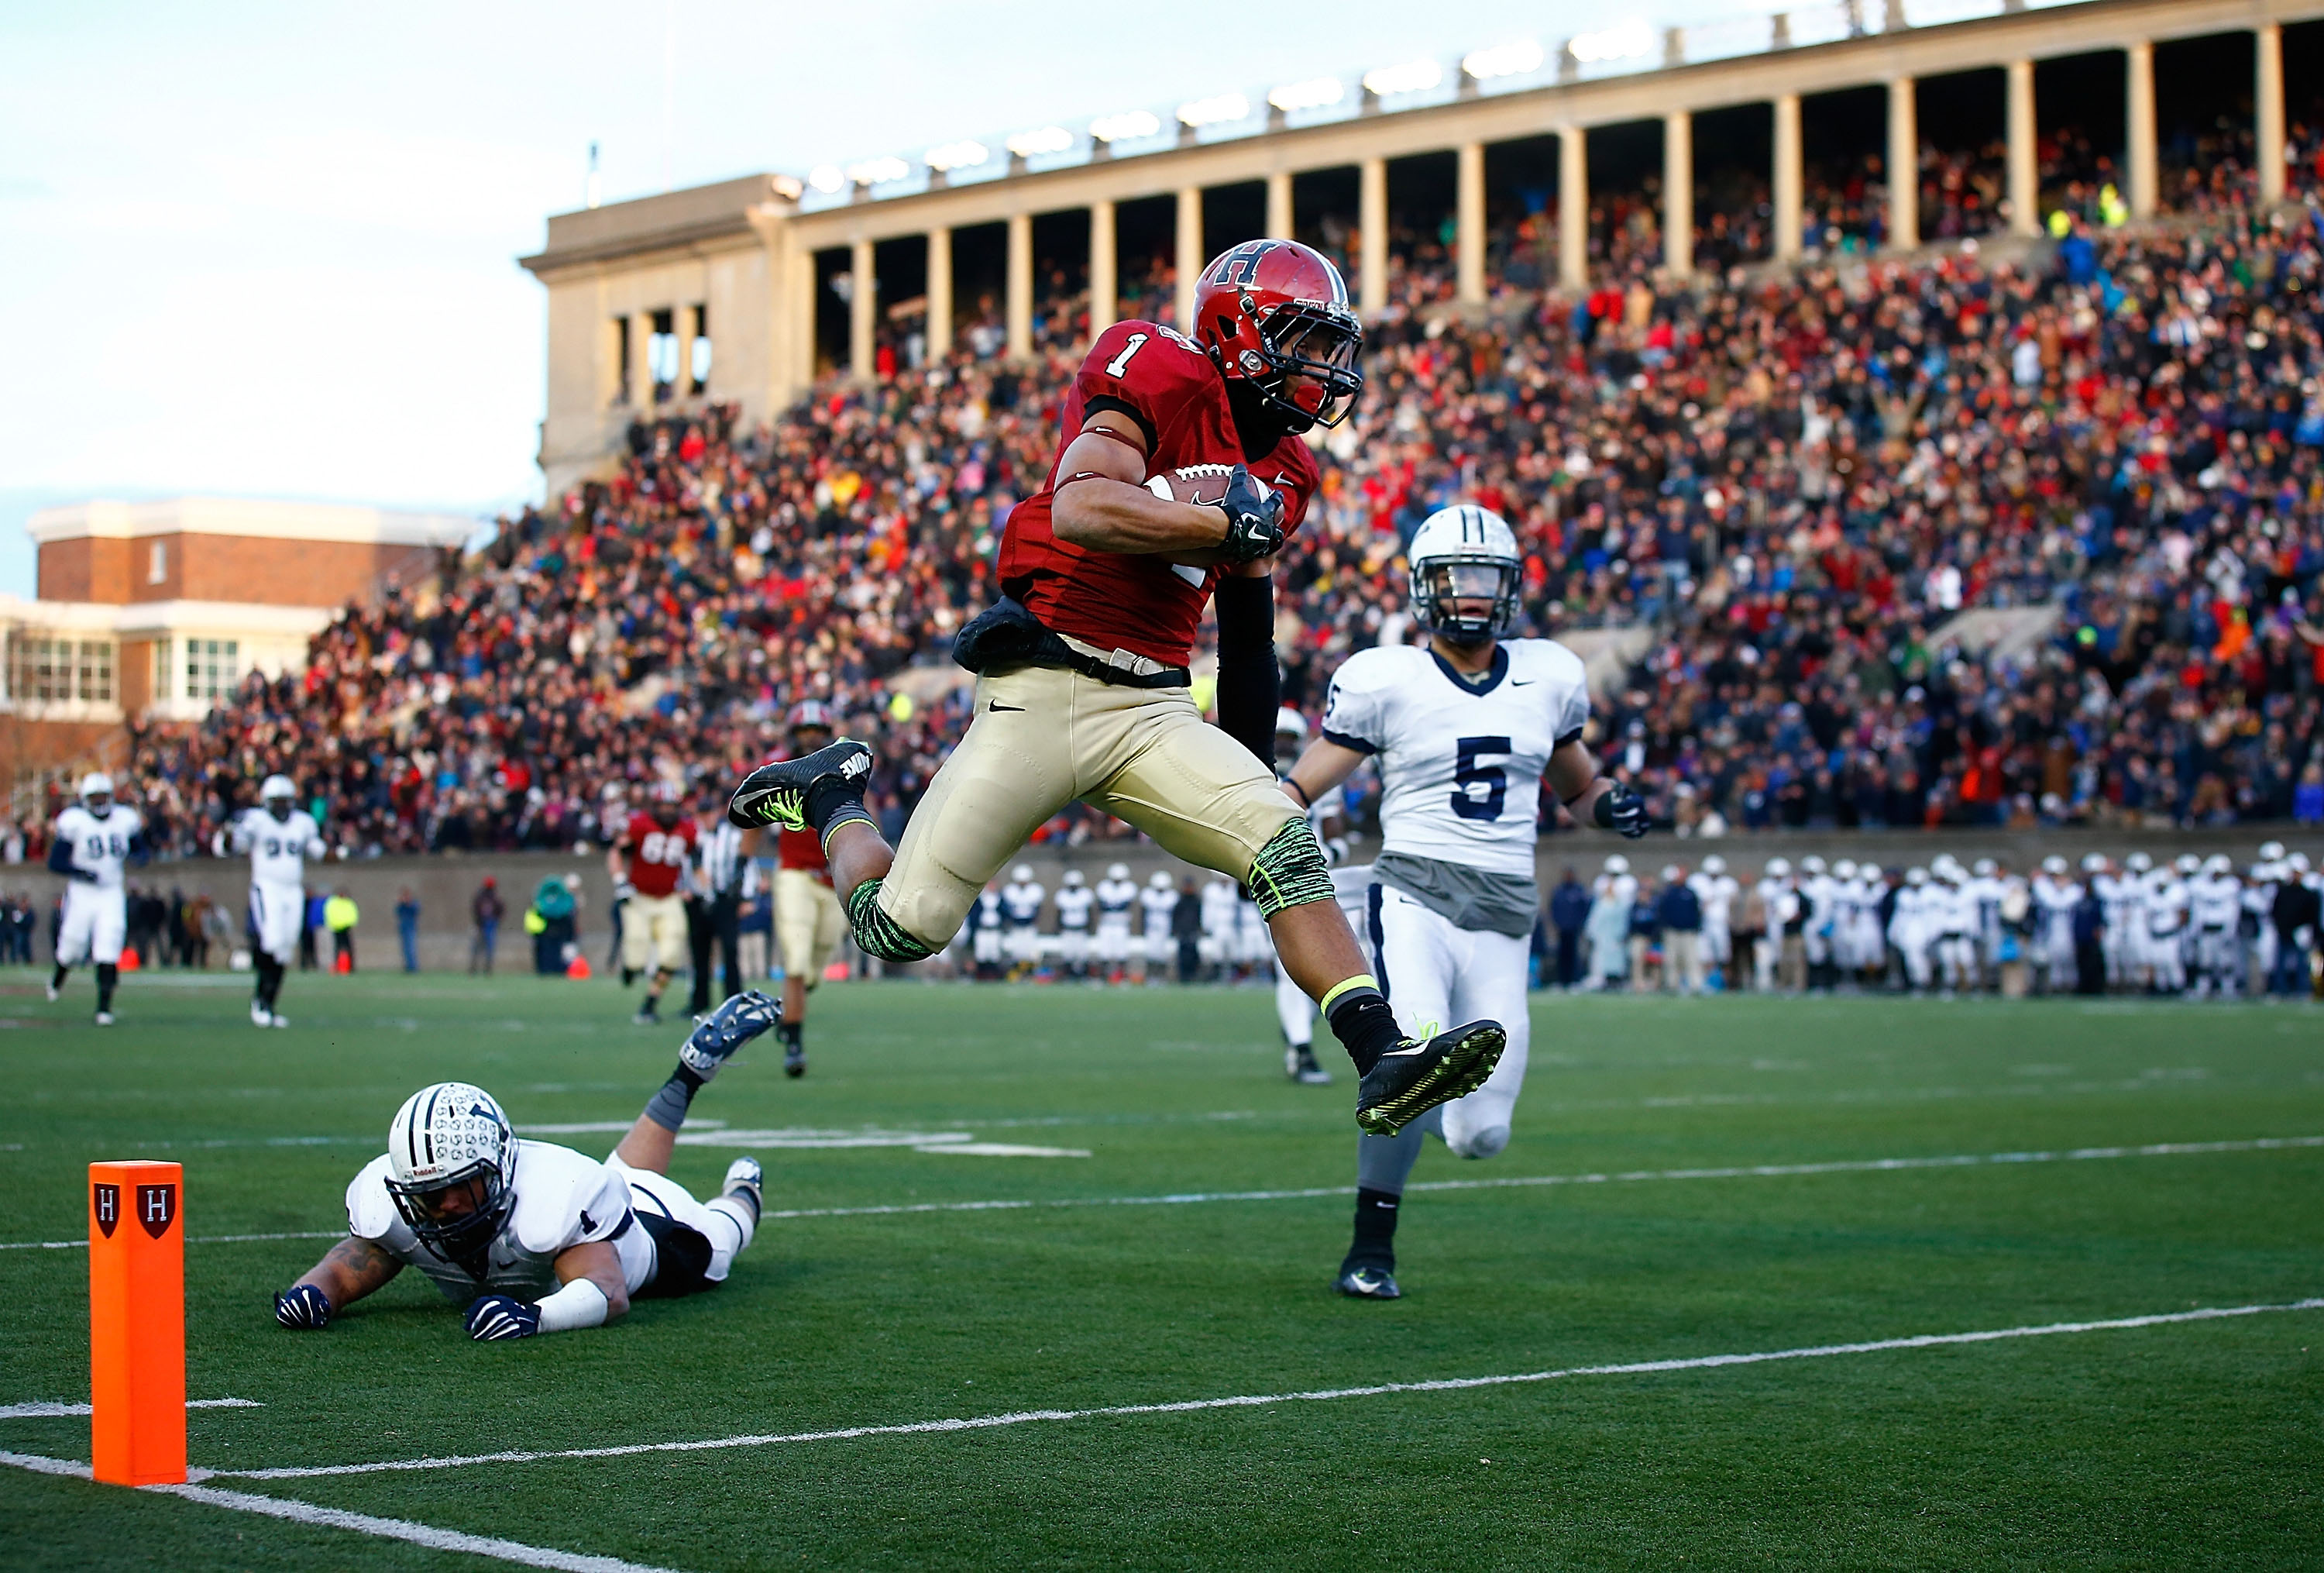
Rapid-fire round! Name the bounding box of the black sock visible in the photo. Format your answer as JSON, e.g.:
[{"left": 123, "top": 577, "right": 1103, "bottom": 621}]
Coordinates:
[
  {"left": 778, "top": 1021, "right": 803, "bottom": 1051},
  {"left": 1325, "top": 985, "right": 1401, "bottom": 1076},
  {"left": 803, "top": 775, "right": 872, "bottom": 839},
  {"left": 1346, "top": 1186, "right": 1401, "bottom": 1268},
  {"left": 50, "top": 965, "right": 67, "bottom": 992},
  {"left": 95, "top": 963, "right": 118, "bottom": 1013}
]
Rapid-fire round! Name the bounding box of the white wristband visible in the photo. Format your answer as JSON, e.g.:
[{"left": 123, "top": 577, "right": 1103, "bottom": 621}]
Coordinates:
[{"left": 535, "top": 1276, "right": 610, "bottom": 1334}]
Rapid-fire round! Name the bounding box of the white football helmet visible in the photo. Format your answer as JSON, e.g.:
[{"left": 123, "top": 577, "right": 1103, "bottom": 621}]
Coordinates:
[
  {"left": 1906, "top": 866, "right": 1929, "bottom": 886},
  {"left": 1274, "top": 707, "right": 1309, "bottom": 744},
  {"left": 1765, "top": 857, "right": 1791, "bottom": 879},
  {"left": 1407, "top": 504, "right": 1521, "bottom": 645},
  {"left": 80, "top": 772, "right": 114, "bottom": 812},
  {"left": 2125, "top": 851, "right": 2153, "bottom": 874},
  {"left": 2081, "top": 853, "right": 2107, "bottom": 874},
  {"left": 262, "top": 774, "right": 297, "bottom": 821},
  {"left": 1973, "top": 858, "right": 1999, "bottom": 877},
  {"left": 1149, "top": 871, "right": 1174, "bottom": 890},
  {"left": 1700, "top": 854, "right": 1726, "bottom": 875},
  {"left": 1106, "top": 863, "right": 1129, "bottom": 883},
  {"left": 1603, "top": 853, "right": 1629, "bottom": 876},
  {"left": 2202, "top": 853, "right": 2233, "bottom": 877},
  {"left": 1833, "top": 858, "right": 1858, "bottom": 879},
  {"left": 1860, "top": 863, "right": 1884, "bottom": 883},
  {"left": 1062, "top": 869, "right": 1085, "bottom": 887},
  {"left": 1011, "top": 865, "right": 1034, "bottom": 885},
  {"left": 2174, "top": 854, "right": 2202, "bottom": 876},
  {"left": 383, "top": 1083, "right": 518, "bottom": 1264},
  {"left": 2258, "top": 840, "right": 2285, "bottom": 863},
  {"left": 1802, "top": 855, "right": 1827, "bottom": 876},
  {"left": 1660, "top": 864, "right": 1682, "bottom": 883},
  {"left": 2042, "top": 855, "right": 2068, "bottom": 876}
]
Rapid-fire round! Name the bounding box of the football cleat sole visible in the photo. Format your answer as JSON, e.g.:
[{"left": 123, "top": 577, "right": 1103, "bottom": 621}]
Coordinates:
[
  {"left": 1354, "top": 1021, "right": 1505, "bottom": 1137},
  {"left": 1335, "top": 1264, "right": 1401, "bottom": 1299},
  {"left": 727, "top": 738, "right": 875, "bottom": 832},
  {"left": 679, "top": 991, "right": 780, "bottom": 1079}
]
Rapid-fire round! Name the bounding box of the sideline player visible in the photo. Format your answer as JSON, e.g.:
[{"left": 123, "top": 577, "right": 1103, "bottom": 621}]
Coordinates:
[
  {"left": 727, "top": 240, "right": 1534, "bottom": 1137},
  {"left": 232, "top": 775, "right": 324, "bottom": 1027},
  {"left": 1000, "top": 866, "right": 1046, "bottom": 977},
  {"left": 1092, "top": 862, "right": 1139, "bottom": 983},
  {"left": 1270, "top": 707, "right": 1345, "bottom": 1084},
  {"left": 1689, "top": 854, "right": 1738, "bottom": 989},
  {"left": 273, "top": 994, "right": 779, "bottom": 1340},
  {"left": 1281, "top": 505, "right": 1650, "bottom": 1298},
  {"left": 1138, "top": 871, "right": 1177, "bottom": 979},
  {"left": 771, "top": 702, "right": 847, "bottom": 1075},
  {"left": 610, "top": 783, "right": 696, "bottom": 1025},
  {"left": 48, "top": 772, "right": 146, "bottom": 1025},
  {"left": 1054, "top": 869, "right": 1095, "bottom": 979}
]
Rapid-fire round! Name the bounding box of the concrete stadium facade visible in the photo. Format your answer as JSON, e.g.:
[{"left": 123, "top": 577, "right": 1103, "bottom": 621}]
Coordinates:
[{"left": 521, "top": 0, "right": 2322, "bottom": 495}]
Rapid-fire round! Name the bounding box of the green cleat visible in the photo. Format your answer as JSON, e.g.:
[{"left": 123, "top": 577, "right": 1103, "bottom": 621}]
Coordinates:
[{"left": 1353, "top": 1020, "right": 1505, "bottom": 1137}]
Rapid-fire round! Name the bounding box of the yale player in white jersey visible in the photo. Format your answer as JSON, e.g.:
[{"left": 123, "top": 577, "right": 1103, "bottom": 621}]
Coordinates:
[
  {"left": 1283, "top": 505, "right": 1648, "bottom": 1298},
  {"left": 1689, "top": 854, "right": 1739, "bottom": 985},
  {"left": 273, "top": 993, "right": 778, "bottom": 1340},
  {"left": 1270, "top": 707, "right": 1345, "bottom": 1085},
  {"left": 1092, "top": 862, "right": 1138, "bottom": 981},
  {"left": 48, "top": 772, "right": 146, "bottom": 1024},
  {"left": 1137, "top": 871, "right": 1178, "bottom": 972},
  {"left": 231, "top": 775, "right": 324, "bottom": 1027},
  {"left": 1053, "top": 868, "right": 1095, "bottom": 978}
]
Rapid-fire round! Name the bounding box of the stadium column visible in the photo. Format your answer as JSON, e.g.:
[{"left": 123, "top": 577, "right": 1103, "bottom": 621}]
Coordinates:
[
  {"left": 1559, "top": 128, "right": 1588, "bottom": 290},
  {"left": 1174, "top": 186, "right": 1202, "bottom": 329},
  {"left": 597, "top": 315, "right": 623, "bottom": 410},
  {"left": 849, "top": 237, "right": 875, "bottom": 382},
  {"left": 1456, "top": 141, "right": 1486, "bottom": 305},
  {"left": 2126, "top": 40, "right": 2158, "bottom": 218},
  {"left": 1358, "top": 158, "right": 1388, "bottom": 318},
  {"left": 1662, "top": 112, "right": 1693, "bottom": 278},
  {"left": 1088, "top": 200, "right": 1117, "bottom": 337},
  {"left": 2257, "top": 23, "right": 2287, "bottom": 205},
  {"left": 1886, "top": 79, "right": 1918, "bottom": 252},
  {"left": 1006, "top": 211, "right": 1033, "bottom": 360},
  {"left": 1266, "top": 170, "right": 1292, "bottom": 242},
  {"left": 628, "top": 311, "right": 655, "bottom": 407},
  {"left": 927, "top": 227, "right": 954, "bottom": 359},
  {"left": 2006, "top": 59, "right": 2039, "bottom": 236},
  {"left": 1773, "top": 95, "right": 1803, "bottom": 260}
]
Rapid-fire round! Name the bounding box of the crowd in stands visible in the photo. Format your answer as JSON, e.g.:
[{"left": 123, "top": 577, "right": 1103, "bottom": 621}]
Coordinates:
[{"left": 113, "top": 174, "right": 2324, "bottom": 860}]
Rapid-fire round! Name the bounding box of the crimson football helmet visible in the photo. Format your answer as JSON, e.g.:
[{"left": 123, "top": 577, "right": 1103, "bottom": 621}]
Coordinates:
[{"left": 1190, "top": 239, "right": 1364, "bottom": 432}]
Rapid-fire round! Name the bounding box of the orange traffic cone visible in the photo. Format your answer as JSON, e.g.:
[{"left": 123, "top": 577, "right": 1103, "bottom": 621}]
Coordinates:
[
  {"left": 566, "top": 955, "right": 593, "bottom": 980},
  {"left": 118, "top": 947, "right": 140, "bottom": 972},
  {"left": 333, "top": 952, "right": 352, "bottom": 975}
]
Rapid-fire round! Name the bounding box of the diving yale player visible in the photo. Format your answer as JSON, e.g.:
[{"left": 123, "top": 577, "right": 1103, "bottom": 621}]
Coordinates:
[
  {"left": 48, "top": 772, "right": 147, "bottom": 1025},
  {"left": 231, "top": 774, "right": 325, "bottom": 1027},
  {"left": 274, "top": 993, "right": 779, "bottom": 1340},
  {"left": 1281, "top": 505, "right": 1650, "bottom": 1299}
]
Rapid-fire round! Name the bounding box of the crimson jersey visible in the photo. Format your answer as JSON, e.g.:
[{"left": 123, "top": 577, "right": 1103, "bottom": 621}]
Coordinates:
[
  {"left": 777, "top": 825, "right": 830, "bottom": 880},
  {"left": 623, "top": 812, "right": 696, "bottom": 899},
  {"left": 999, "top": 320, "right": 1320, "bottom": 666}
]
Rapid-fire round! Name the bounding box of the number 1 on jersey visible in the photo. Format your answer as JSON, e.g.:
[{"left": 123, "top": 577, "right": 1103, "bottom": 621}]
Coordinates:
[{"left": 1103, "top": 333, "right": 1149, "bottom": 378}]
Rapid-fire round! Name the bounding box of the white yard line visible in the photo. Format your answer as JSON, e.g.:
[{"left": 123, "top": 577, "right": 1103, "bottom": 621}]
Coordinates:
[
  {"left": 0, "top": 1399, "right": 259, "bottom": 1420},
  {"left": 4, "top": 1134, "right": 2317, "bottom": 1250},
  {"left": 204, "top": 1296, "right": 2324, "bottom": 1480}
]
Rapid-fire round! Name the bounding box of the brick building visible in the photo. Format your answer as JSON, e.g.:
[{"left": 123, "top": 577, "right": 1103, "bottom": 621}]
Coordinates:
[{"left": 1, "top": 499, "right": 473, "bottom": 812}]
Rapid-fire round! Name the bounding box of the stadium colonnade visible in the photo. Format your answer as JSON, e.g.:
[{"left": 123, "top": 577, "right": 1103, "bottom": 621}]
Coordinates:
[{"left": 526, "top": 0, "right": 2322, "bottom": 492}]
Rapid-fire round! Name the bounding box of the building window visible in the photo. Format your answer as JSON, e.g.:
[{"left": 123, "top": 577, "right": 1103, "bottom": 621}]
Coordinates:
[
  {"left": 184, "top": 638, "right": 239, "bottom": 703},
  {"left": 2, "top": 633, "right": 112, "bottom": 704},
  {"left": 77, "top": 640, "right": 112, "bottom": 703},
  {"left": 152, "top": 639, "right": 171, "bottom": 701},
  {"left": 649, "top": 307, "right": 677, "bottom": 403},
  {"left": 148, "top": 541, "right": 167, "bottom": 585}
]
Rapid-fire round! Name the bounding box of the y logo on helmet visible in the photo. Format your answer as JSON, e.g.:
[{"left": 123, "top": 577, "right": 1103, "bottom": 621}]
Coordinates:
[{"left": 1209, "top": 240, "right": 1280, "bottom": 287}]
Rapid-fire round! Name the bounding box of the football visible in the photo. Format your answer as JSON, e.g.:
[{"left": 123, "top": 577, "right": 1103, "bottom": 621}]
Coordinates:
[{"left": 1146, "top": 463, "right": 1270, "bottom": 568}]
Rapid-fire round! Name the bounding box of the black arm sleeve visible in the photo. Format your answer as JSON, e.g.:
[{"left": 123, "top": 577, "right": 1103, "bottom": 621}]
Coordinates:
[{"left": 1212, "top": 573, "right": 1279, "bottom": 769}]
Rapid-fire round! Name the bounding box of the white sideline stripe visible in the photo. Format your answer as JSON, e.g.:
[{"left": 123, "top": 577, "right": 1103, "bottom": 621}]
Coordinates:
[
  {"left": 0, "top": 1453, "right": 686, "bottom": 1572},
  {"left": 5, "top": 1135, "right": 2319, "bottom": 1249},
  {"left": 0, "top": 1399, "right": 260, "bottom": 1419},
  {"left": 205, "top": 1297, "right": 2324, "bottom": 1480},
  {"left": 755, "top": 1134, "right": 2324, "bottom": 1221}
]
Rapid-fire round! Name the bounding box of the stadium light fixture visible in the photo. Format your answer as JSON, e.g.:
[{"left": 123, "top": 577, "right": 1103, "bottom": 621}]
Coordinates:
[
  {"left": 847, "top": 156, "right": 911, "bottom": 186},
  {"left": 806, "top": 164, "right": 846, "bottom": 194},
  {"left": 1005, "top": 126, "right": 1075, "bottom": 158},
  {"left": 925, "top": 140, "right": 990, "bottom": 173},
  {"left": 1360, "top": 60, "right": 1442, "bottom": 97},
  {"left": 1569, "top": 19, "right": 1655, "bottom": 64},
  {"left": 1267, "top": 77, "right": 1346, "bottom": 113},
  {"left": 1462, "top": 39, "right": 1545, "bottom": 80},
  {"left": 1090, "top": 110, "right": 1163, "bottom": 143},
  {"left": 1176, "top": 92, "right": 1250, "bottom": 129},
  {"left": 769, "top": 174, "right": 804, "bottom": 200}
]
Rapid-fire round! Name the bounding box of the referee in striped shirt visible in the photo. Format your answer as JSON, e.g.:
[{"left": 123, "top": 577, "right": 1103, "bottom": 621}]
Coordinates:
[{"left": 688, "top": 805, "right": 751, "bottom": 1014}]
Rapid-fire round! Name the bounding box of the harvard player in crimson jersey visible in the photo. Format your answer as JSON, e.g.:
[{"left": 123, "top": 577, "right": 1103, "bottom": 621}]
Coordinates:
[
  {"left": 729, "top": 240, "right": 1508, "bottom": 1143},
  {"left": 609, "top": 783, "right": 697, "bottom": 1025}
]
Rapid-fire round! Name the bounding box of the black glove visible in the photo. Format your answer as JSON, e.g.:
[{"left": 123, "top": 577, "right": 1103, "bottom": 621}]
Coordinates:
[
  {"left": 1215, "top": 466, "right": 1285, "bottom": 563},
  {"left": 274, "top": 1284, "right": 332, "bottom": 1330},
  {"left": 1593, "top": 781, "right": 1650, "bottom": 839},
  {"left": 465, "top": 1294, "right": 541, "bottom": 1341}
]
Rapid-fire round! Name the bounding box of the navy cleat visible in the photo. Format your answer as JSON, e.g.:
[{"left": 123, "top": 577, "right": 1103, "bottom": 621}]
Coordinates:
[
  {"left": 782, "top": 1038, "right": 806, "bottom": 1079},
  {"left": 1285, "top": 1043, "right": 1333, "bottom": 1086},
  {"left": 1353, "top": 1020, "right": 1505, "bottom": 1137},
  {"left": 721, "top": 1155, "right": 764, "bottom": 1213},
  {"left": 728, "top": 738, "right": 874, "bottom": 832},
  {"left": 1335, "top": 1261, "right": 1401, "bottom": 1299},
  {"left": 679, "top": 990, "right": 781, "bottom": 1081}
]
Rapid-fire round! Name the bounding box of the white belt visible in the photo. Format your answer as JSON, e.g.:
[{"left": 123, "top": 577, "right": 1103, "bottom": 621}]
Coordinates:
[{"left": 1057, "top": 632, "right": 1181, "bottom": 680}]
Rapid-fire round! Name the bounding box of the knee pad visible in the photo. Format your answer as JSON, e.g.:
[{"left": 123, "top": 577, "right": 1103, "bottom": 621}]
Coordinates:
[
  {"left": 1246, "top": 817, "right": 1332, "bottom": 918},
  {"left": 1448, "top": 1124, "right": 1509, "bottom": 1160},
  {"left": 846, "top": 880, "right": 937, "bottom": 963}
]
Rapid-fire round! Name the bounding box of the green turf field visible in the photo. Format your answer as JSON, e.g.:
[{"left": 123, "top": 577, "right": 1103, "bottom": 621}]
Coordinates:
[{"left": 2, "top": 972, "right": 2320, "bottom": 1571}]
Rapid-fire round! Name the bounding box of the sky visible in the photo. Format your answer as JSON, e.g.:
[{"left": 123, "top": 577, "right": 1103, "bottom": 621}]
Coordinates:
[{"left": 0, "top": 0, "right": 1752, "bottom": 596}]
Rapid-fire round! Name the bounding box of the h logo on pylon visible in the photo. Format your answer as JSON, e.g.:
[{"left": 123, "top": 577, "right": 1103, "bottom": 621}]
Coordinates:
[
  {"left": 137, "top": 1185, "right": 177, "bottom": 1239},
  {"left": 93, "top": 1182, "right": 120, "bottom": 1238}
]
